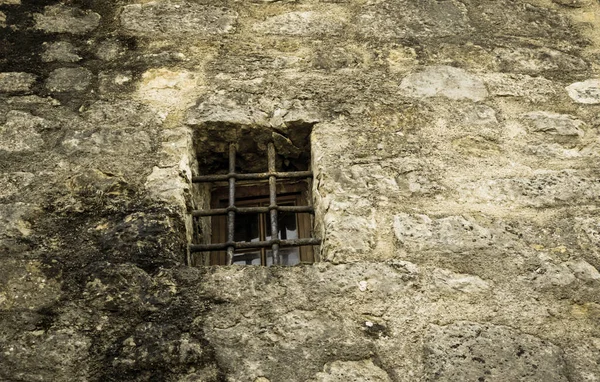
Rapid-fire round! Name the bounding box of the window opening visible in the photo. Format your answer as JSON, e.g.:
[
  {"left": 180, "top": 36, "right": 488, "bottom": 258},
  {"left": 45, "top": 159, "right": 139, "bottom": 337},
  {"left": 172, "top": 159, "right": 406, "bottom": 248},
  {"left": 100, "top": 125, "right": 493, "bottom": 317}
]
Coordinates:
[{"left": 190, "top": 142, "right": 320, "bottom": 266}]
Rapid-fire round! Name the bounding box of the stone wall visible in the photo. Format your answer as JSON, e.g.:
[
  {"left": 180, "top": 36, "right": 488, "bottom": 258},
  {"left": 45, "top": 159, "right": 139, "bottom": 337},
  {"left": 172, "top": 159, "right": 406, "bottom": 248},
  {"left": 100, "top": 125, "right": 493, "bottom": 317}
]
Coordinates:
[{"left": 1, "top": 0, "right": 600, "bottom": 381}]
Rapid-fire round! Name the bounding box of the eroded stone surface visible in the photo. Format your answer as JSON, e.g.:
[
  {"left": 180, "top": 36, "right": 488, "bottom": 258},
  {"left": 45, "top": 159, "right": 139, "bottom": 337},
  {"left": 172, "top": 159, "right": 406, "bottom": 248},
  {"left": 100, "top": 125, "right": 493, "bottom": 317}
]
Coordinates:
[
  {"left": 400, "top": 66, "right": 488, "bottom": 101},
  {"left": 45, "top": 67, "right": 92, "bottom": 93},
  {"left": 2, "top": 0, "right": 600, "bottom": 380},
  {"left": 42, "top": 41, "right": 81, "bottom": 63},
  {"left": 0, "top": 72, "right": 36, "bottom": 94},
  {"left": 314, "top": 359, "right": 392, "bottom": 382},
  {"left": 424, "top": 322, "right": 569, "bottom": 381},
  {"left": 0, "top": 111, "right": 46, "bottom": 152},
  {"left": 394, "top": 214, "right": 496, "bottom": 253},
  {"left": 120, "top": 2, "right": 237, "bottom": 36},
  {"left": 253, "top": 11, "right": 346, "bottom": 36},
  {"left": 34, "top": 4, "right": 101, "bottom": 34},
  {"left": 566, "top": 79, "right": 600, "bottom": 104}
]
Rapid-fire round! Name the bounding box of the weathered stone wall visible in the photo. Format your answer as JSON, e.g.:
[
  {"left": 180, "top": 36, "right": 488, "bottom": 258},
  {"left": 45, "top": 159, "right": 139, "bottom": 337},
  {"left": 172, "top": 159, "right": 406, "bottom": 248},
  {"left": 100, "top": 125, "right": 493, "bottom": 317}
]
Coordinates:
[{"left": 1, "top": 0, "right": 600, "bottom": 381}]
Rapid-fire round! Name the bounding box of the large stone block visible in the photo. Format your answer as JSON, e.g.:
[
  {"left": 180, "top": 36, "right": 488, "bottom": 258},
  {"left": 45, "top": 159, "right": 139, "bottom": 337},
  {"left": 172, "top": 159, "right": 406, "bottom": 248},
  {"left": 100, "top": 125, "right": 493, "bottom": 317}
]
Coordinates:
[
  {"left": 0, "top": 172, "right": 34, "bottom": 200},
  {"left": 0, "top": 329, "right": 90, "bottom": 382},
  {"left": 458, "top": 170, "right": 600, "bottom": 208},
  {"left": 393, "top": 213, "right": 499, "bottom": 253},
  {"left": 45, "top": 67, "right": 93, "bottom": 93},
  {"left": 0, "top": 111, "right": 46, "bottom": 152},
  {"left": 482, "top": 73, "right": 559, "bottom": 102},
  {"left": 34, "top": 4, "right": 101, "bottom": 34},
  {"left": 424, "top": 322, "right": 569, "bottom": 381},
  {"left": 493, "top": 47, "right": 588, "bottom": 75},
  {"left": 253, "top": 11, "right": 346, "bottom": 36},
  {"left": 566, "top": 79, "right": 600, "bottom": 104},
  {"left": 356, "top": 0, "right": 470, "bottom": 40},
  {"left": 120, "top": 2, "right": 237, "bottom": 36},
  {"left": 314, "top": 359, "right": 392, "bottom": 382},
  {"left": 400, "top": 66, "right": 488, "bottom": 102},
  {"left": 521, "top": 111, "right": 585, "bottom": 138},
  {"left": 41, "top": 41, "right": 82, "bottom": 63},
  {"left": 0, "top": 72, "right": 36, "bottom": 94}
]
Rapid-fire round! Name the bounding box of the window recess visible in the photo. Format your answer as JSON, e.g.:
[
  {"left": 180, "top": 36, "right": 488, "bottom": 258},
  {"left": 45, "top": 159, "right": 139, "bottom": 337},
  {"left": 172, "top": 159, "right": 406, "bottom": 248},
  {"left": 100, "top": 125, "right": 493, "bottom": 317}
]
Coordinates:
[{"left": 190, "top": 142, "right": 320, "bottom": 266}]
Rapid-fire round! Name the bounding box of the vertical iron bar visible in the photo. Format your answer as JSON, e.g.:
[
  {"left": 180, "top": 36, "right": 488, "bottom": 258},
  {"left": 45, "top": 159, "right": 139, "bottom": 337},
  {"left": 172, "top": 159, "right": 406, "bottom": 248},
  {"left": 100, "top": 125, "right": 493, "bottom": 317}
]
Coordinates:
[
  {"left": 268, "top": 143, "right": 280, "bottom": 265},
  {"left": 227, "top": 144, "right": 236, "bottom": 265}
]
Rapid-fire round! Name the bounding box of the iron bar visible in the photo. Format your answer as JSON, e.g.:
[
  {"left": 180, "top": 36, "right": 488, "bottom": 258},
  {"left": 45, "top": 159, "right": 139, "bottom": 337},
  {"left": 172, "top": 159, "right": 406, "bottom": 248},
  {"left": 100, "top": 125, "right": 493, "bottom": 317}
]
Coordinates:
[
  {"left": 226, "top": 144, "right": 236, "bottom": 265},
  {"left": 192, "top": 205, "right": 314, "bottom": 217},
  {"left": 268, "top": 142, "right": 280, "bottom": 265},
  {"left": 192, "top": 171, "right": 313, "bottom": 183},
  {"left": 190, "top": 238, "right": 321, "bottom": 253}
]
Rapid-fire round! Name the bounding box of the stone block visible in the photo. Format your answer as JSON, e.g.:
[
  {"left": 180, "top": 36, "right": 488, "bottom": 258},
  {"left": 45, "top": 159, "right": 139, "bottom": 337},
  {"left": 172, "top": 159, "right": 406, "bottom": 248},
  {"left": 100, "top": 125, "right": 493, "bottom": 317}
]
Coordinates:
[
  {"left": 137, "top": 68, "right": 200, "bottom": 112},
  {"left": 45, "top": 67, "right": 93, "bottom": 93},
  {"left": 553, "top": 0, "right": 592, "bottom": 7},
  {"left": 532, "top": 254, "right": 600, "bottom": 289},
  {"left": 0, "top": 111, "right": 46, "bottom": 152},
  {"left": 431, "top": 268, "right": 491, "bottom": 294},
  {"left": 0, "top": 72, "right": 37, "bottom": 94},
  {"left": 41, "top": 41, "right": 81, "bottom": 63},
  {"left": 314, "top": 359, "right": 392, "bottom": 382},
  {"left": 186, "top": 93, "right": 269, "bottom": 127},
  {"left": 253, "top": 11, "right": 346, "bottom": 36},
  {"left": 356, "top": 0, "right": 470, "bottom": 40},
  {"left": 566, "top": 79, "right": 600, "bottom": 104},
  {"left": 120, "top": 2, "right": 237, "bottom": 36},
  {"left": 466, "top": 0, "right": 578, "bottom": 47},
  {"left": 34, "top": 4, "right": 101, "bottom": 34},
  {"left": 493, "top": 47, "right": 587, "bottom": 74},
  {"left": 0, "top": 258, "right": 61, "bottom": 311},
  {"left": 521, "top": 111, "right": 585, "bottom": 137},
  {"left": 399, "top": 66, "right": 488, "bottom": 102},
  {"left": 459, "top": 170, "right": 600, "bottom": 208},
  {"left": 98, "top": 71, "right": 133, "bottom": 96},
  {"left": 1, "top": 329, "right": 90, "bottom": 382},
  {"left": 424, "top": 322, "right": 569, "bottom": 381},
  {"left": 0, "top": 172, "right": 34, "bottom": 199},
  {"left": 393, "top": 213, "right": 498, "bottom": 253},
  {"left": 482, "top": 73, "right": 558, "bottom": 102},
  {"left": 95, "top": 39, "right": 126, "bottom": 61},
  {"left": 82, "top": 263, "right": 158, "bottom": 313}
]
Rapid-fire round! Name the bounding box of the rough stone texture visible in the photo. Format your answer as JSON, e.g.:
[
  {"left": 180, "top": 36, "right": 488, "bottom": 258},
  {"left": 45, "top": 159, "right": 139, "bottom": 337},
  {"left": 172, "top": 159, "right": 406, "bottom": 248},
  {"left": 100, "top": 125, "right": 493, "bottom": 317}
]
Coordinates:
[
  {"left": 0, "top": 72, "right": 36, "bottom": 94},
  {"left": 120, "top": 2, "right": 237, "bottom": 36},
  {"left": 566, "top": 79, "right": 600, "bottom": 104},
  {"left": 314, "top": 359, "right": 392, "bottom": 382},
  {"left": 2, "top": 0, "right": 600, "bottom": 381},
  {"left": 45, "top": 67, "right": 93, "bottom": 93},
  {"left": 424, "top": 322, "right": 569, "bottom": 381},
  {"left": 34, "top": 5, "right": 101, "bottom": 35},
  {"left": 399, "top": 66, "right": 489, "bottom": 101},
  {"left": 253, "top": 10, "right": 346, "bottom": 37},
  {"left": 0, "top": 111, "right": 46, "bottom": 152},
  {"left": 42, "top": 41, "right": 81, "bottom": 63}
]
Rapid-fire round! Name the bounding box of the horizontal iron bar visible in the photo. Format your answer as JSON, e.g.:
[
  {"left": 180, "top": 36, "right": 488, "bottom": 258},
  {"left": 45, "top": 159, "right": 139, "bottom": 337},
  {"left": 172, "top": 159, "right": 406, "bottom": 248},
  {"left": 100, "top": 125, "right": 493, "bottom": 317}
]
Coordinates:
[
  {"left": 189, "top": 238, "right": 321, "bottom": 253},
  {"left": 192, "top": 205, "right": 314, "bottom": 217},
  {"left": 192, "top": 171, "right": 313, "bottom": 183}
]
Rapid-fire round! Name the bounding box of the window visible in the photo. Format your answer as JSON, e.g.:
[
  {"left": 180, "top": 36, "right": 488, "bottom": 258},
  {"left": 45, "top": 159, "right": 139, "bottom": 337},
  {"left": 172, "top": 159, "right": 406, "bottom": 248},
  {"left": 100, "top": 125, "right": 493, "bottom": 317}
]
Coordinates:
[{"left": 190, "top": 142, "right": 320, "bottom": 266}]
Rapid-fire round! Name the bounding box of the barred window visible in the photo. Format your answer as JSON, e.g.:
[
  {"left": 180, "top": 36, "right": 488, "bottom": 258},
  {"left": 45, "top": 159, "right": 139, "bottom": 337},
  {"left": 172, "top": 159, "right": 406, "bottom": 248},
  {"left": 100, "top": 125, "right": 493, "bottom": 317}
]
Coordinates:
[{"left": 190, "top": 142, "right": 320, "bottom": 266}]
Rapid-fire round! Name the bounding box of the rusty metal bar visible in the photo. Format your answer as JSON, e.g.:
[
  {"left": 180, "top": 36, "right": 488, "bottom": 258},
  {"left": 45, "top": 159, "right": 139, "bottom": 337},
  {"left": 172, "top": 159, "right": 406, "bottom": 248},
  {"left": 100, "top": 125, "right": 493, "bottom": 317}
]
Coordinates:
[
  {"left": 190, "top": 238, "right": 322, "bottom": 253},
  {"left": 192, "top": 205, "right": 314, "bottom": 217},
  {"left": 226, "top": 144, "right": 236, "bottom": 265},
  {"left": 268, "top": 142, "right": 280, "bottom": 265},
  {"left": 192, "top": 171, "right": 313, "bottom": 183}
]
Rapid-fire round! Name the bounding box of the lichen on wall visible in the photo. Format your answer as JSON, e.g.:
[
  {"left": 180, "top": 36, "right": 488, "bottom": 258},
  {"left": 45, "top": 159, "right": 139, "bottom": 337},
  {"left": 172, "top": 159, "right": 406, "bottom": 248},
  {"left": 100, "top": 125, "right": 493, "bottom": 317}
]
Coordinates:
[{"left": 1, "top": 0, "right": 600, "bottom": 381}]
